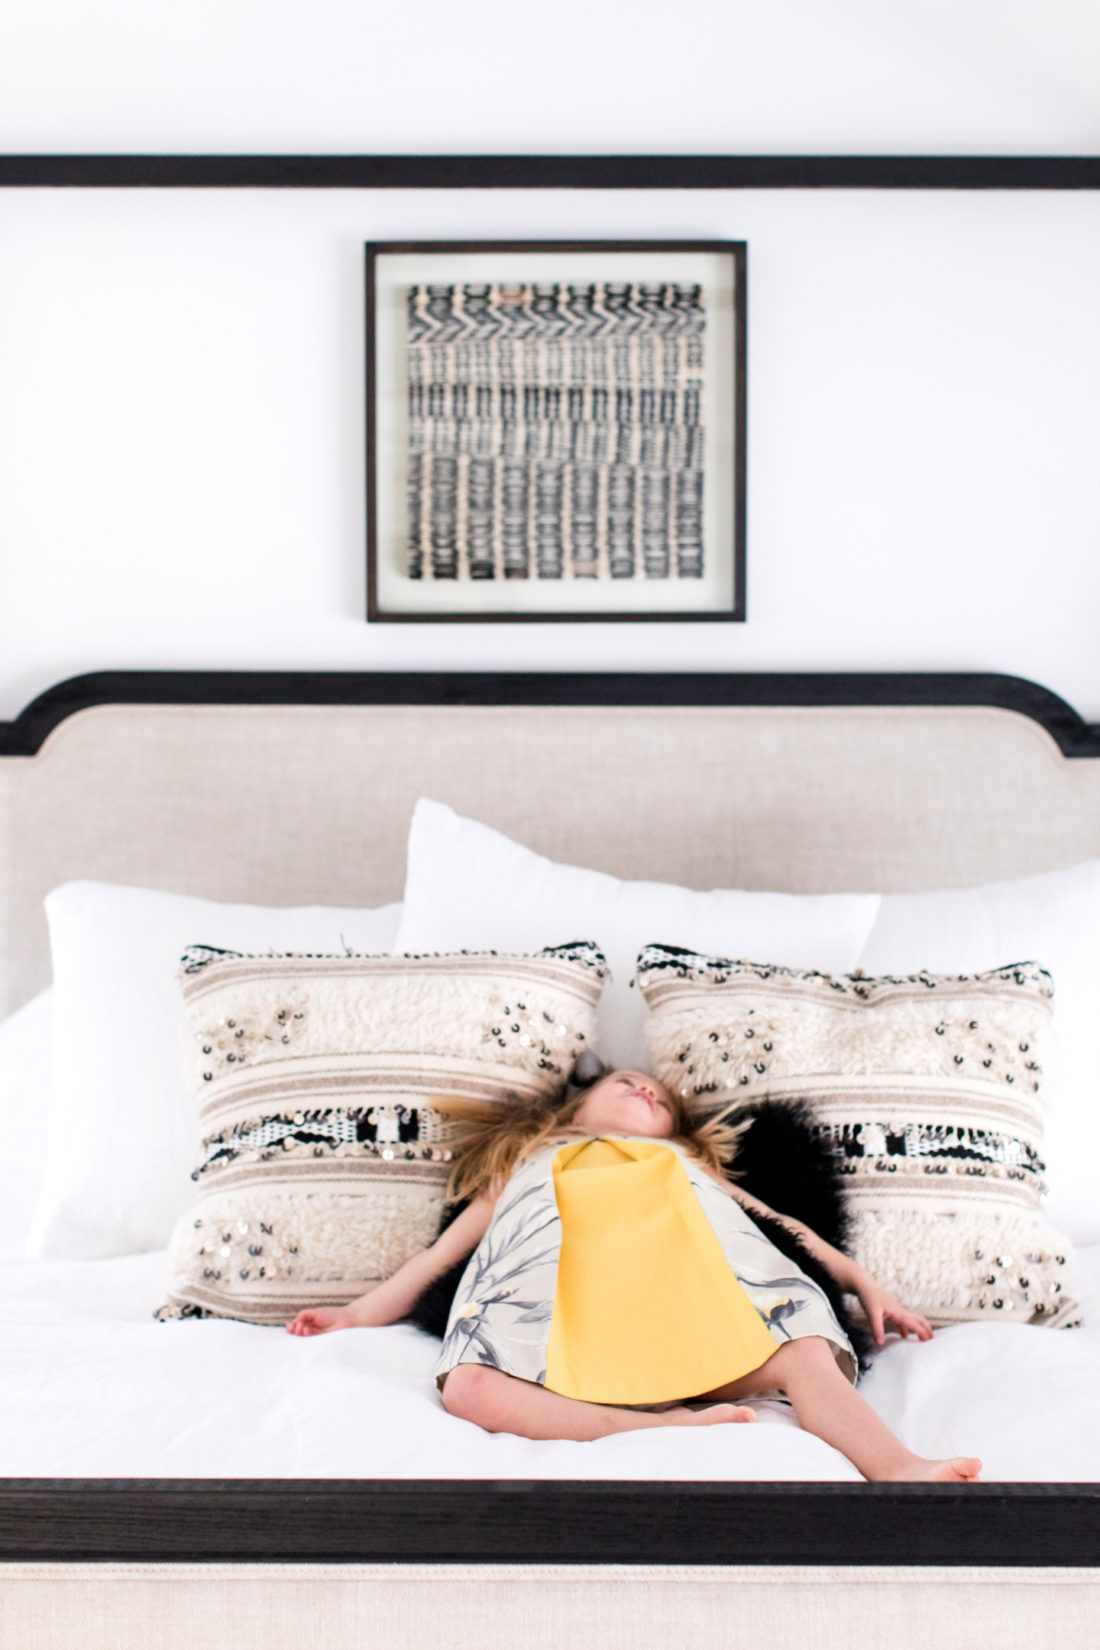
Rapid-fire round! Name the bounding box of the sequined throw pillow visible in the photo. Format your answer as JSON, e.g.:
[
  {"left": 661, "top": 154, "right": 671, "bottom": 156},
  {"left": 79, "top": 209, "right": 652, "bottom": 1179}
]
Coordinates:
[
  {"left": 638, "top": 946, "right": 1080, "bottom": 1329},
  {"left": 156, "top": 942, "right": 607, "bottom": 1326}
]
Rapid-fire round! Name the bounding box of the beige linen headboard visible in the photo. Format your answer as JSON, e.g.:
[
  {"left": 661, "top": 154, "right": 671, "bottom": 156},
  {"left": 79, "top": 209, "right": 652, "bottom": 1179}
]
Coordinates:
[{"left": 2, "top": 669, "right": 1099, "bottom": 1020}]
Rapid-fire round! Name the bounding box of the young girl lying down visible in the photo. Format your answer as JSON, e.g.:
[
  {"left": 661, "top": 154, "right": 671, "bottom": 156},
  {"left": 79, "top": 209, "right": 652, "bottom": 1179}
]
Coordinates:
[{"left": 287, "top": 1067, "right": 982, "bottom": 1483}]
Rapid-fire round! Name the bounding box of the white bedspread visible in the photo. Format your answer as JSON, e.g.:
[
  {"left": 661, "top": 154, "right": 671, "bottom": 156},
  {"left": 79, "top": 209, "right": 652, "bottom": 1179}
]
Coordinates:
[{"left": 0, "top": 1247, "right": 1097, "bottom": 1482}]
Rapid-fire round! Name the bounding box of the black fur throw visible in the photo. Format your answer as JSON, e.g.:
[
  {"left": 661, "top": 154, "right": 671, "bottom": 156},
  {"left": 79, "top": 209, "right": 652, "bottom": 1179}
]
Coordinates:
[
  {"left": 728, "top": 1097, "right": 851, "bottom": 1253},
  {"left": 727, "top": 1098, "right": 873, "bottom": 1372},
  {"left": 405, "top": 1099, "right": 872, "bottom": 1370},
  {"left": 404, "top": 1200, "right": 472, "bottom": 1340}
]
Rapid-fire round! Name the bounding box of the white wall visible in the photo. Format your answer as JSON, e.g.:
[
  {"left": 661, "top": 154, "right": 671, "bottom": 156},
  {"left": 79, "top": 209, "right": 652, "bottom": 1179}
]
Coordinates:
[
  {"left": 2, "top": 1, "right": 1099, "bottom": 720},
  {"left": 3, "top": 0, "right": 1099, "bottom": 157}
]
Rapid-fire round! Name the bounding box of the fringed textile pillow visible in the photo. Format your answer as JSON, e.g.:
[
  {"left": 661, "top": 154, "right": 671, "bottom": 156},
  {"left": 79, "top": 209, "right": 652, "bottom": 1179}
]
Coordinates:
[
  {"left": 637, "top": 945, "right": 1080, "bottom": 1330},
  {"left": 156, "top": 942, "right": 606, "bottom": 1326}
]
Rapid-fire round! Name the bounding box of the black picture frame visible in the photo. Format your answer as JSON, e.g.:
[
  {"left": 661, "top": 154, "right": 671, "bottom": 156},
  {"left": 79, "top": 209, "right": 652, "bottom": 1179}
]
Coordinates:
[{"left": 365, "top": 240, "right": 747, "bottom": 623}]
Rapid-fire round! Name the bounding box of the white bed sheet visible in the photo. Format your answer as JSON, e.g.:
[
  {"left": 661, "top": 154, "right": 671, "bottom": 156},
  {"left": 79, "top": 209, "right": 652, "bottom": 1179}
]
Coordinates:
[{"left": 0, "top": 1245, "right": 1097, "bottom": 1482}]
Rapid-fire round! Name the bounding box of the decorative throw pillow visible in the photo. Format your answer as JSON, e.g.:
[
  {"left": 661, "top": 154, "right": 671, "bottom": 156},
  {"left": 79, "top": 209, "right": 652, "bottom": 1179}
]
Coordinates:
[
  {"left": 857, "top": 859, "right": 1100, "bottom": 1245},
  {"left": 156, "top": 941, "right": 606, "bottom": 1326},
  {"left": 637, "top": 945, "right": 1080, "bottom": 1330}
]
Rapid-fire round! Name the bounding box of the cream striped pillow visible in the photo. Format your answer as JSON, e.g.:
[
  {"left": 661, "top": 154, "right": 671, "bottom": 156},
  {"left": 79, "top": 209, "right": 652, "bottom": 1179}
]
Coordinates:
[
  {"left": 638, "top": 946, "right": 1079, "bottom": 1329},
  {"left": 156, "top": 942, "right": 606, "bottom": 1325}
]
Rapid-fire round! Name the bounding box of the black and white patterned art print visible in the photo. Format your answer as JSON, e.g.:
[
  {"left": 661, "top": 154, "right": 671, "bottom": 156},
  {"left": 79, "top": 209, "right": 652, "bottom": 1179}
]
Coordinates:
[
  {"left": 404, "top": 281, "right": 706, "bottom": 583},
  {"left": 366, "top": 241, "right": 745, "bottom": 622}
]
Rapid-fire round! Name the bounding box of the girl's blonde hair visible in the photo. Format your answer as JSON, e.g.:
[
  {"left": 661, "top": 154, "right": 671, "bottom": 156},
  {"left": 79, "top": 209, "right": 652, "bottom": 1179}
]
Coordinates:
[{"left": 433, "top": 1080, "right": 751, "bottom": 1202}]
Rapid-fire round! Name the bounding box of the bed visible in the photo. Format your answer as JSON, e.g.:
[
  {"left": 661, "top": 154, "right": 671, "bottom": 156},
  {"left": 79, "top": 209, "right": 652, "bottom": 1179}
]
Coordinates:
[{"left": 1, "top": 666, "right": 1099, "bottom": 1649}]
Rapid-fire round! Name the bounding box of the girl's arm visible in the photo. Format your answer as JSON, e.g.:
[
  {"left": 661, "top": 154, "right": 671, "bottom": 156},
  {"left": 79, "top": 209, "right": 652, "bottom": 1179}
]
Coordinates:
[
  {"left": 707, "top": 1170, "right": 932, "bottom": 1347},
  {"left": 286, "top": 1194, "right": 495, "bottom": 1336}
]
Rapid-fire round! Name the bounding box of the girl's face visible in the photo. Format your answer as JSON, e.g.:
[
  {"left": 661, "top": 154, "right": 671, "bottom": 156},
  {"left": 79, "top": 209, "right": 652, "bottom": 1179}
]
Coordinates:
[{"left": 571, "top": 1069, "right": 678, "bottom": 1139}]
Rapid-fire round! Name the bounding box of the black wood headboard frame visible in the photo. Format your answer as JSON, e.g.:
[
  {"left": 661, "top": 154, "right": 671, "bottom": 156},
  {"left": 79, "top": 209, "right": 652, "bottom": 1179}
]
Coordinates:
[
  {"left": 3, "top": 666, "right": 1099, "bottom": 759},
  {"left": 0, "top": 666, "right": 1097, "bottom": 1565}
]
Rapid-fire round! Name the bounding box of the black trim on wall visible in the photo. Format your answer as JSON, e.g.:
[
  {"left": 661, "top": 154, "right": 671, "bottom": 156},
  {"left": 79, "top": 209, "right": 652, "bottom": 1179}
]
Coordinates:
[
  {"left": 0, "top": 155, "right": 1098, "bottom": 190},
  {"left": 2, "top": 668, "right": 1098, "bottom": 759},
  {"left": 0, "top": 1479, "right": 1097, "bottom": 1566}
]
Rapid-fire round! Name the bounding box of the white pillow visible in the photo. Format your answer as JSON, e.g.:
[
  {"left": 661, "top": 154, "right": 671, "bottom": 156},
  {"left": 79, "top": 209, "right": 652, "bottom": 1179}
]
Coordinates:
[
  {"left": 31, "top": 883, "right": 403, "bottom": 1260},
  {"left": 0, "top": 988, "right": 54, "bottom": 1259},
  {"left": 395, "top": 799, "right": 880, "bottom": 1070},
  {"left": 858, "top": 861, "right": 1100, "bottom": 1245}
]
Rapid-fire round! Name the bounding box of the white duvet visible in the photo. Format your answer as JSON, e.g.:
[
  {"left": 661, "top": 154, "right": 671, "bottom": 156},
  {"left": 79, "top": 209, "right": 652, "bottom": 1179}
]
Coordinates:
[{"left": 1, "top": 1245, "right": 1097, "bottom": 1482}]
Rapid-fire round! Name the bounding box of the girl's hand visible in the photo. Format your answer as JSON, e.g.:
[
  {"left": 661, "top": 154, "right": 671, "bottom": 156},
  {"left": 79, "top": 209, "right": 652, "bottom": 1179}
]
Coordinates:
[
  {"left": 856, "top": 1281, "right": 933, "bottom": 1347},
  {"left": 285, "top": 1307, "right": 354, "bottom": 1337}
]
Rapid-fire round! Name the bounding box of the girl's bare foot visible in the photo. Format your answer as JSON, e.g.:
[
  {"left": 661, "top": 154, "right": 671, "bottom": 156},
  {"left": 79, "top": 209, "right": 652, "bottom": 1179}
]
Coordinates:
[
  {"left": 682, "top": 1402, "right": 758, "bottom": 1427},
  {"left": 888, "top": 1456, "right": 982, "bottom": 1483}
]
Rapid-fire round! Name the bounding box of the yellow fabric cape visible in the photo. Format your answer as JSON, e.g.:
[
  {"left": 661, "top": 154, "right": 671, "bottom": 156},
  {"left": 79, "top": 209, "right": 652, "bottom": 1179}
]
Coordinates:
[{"left": 544, "top": 1138, "right": 778, "bottom": 1405}]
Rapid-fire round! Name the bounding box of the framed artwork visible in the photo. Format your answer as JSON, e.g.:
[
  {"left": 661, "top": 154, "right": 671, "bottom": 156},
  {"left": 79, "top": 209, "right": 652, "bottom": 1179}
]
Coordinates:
[{"left": 365, "top": 240, "right": 746, "bottom": 622}]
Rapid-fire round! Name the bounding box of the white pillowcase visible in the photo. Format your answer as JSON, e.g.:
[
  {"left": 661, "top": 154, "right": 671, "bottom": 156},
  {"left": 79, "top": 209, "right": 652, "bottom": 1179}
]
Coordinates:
[
  {"left": 0, "top": 988, "right": 54, "bottom": 1259},
  {"left": 858, "top": 861, "right": 1100, "bottom": 1244},
  {"left": 31, "top": 883, "right": 403, "bottom": 1260},
  {"left": 395, "top": 799, "right": 881, "bottom": 1070}
]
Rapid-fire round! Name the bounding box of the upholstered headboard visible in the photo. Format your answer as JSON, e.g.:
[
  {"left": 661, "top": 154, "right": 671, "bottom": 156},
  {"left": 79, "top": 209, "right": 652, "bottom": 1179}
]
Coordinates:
[{"left": 1, "top": 669, "right": 1098, "bottom": 1020}]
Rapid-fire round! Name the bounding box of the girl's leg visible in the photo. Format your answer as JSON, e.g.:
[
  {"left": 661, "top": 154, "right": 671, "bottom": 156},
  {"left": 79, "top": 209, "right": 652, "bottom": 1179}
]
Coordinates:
[
  {"left": 441, "top": 1364, "right": 758, "bottom": 1441},
  {"left": 701, "top": 1337, "right": 981, "bottom": 1483}
]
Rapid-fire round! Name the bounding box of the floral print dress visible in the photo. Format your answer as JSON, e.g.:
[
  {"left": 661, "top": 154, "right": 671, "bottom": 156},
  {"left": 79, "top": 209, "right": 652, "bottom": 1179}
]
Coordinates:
[{"left": 435, "top": 1135, "right": 857, "bottom": 1405}]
